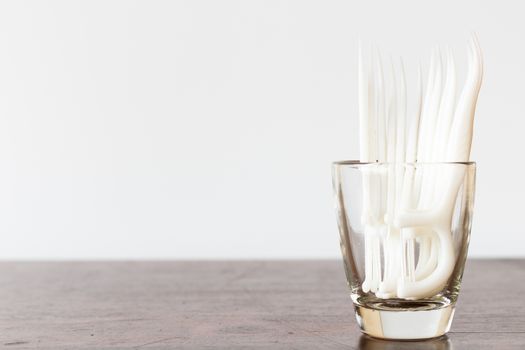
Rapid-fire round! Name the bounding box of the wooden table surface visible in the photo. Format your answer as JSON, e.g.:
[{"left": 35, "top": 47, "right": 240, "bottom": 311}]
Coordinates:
[{"left": 0, "top": 259, "right": 524, "bottom": 349}]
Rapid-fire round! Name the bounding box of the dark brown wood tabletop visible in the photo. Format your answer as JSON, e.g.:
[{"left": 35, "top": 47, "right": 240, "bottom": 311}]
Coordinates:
[{"left": 0, "top": 259, "right": 523, "bottom": 349}]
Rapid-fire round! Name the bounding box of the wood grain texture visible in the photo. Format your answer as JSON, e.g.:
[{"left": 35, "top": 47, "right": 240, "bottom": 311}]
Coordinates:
[{"left": 0, "top": 259, "right": 523, "bottom": 349}]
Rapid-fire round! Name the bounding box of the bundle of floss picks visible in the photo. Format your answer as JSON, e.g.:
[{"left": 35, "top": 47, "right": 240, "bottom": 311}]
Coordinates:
[{"left": 358, "top": 35, "right": 483, "bottom": 299}]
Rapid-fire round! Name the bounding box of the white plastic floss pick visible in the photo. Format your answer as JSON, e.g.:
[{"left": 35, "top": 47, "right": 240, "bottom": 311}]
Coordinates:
[{"left": 358, "top": 35, "right": 483, "bottom": 299}]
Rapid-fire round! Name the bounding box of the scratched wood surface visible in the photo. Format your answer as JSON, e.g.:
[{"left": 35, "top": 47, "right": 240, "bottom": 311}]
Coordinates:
[{"left": 0, "top": 259, "right": 523, "bottom": 349}]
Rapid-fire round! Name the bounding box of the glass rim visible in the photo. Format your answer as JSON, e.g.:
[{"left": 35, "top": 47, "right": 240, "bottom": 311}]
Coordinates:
[{"left": 332, "top": 160, "right": 476, "bottom": 166}]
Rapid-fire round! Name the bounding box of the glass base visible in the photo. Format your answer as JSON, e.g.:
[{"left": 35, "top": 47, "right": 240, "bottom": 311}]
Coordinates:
[{"left": 354, "top": 302, "right": 455, "bottom": 340}]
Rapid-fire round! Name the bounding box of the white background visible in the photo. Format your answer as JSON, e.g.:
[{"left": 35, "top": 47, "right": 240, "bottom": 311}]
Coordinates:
[{"left": 0, "top": 1, "right": 521, "bottom": 259}]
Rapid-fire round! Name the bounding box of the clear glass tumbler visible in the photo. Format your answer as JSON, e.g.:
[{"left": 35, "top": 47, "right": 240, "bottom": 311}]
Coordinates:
[{"left": 332, "top": 161, "right": 476, "bottom": 340}]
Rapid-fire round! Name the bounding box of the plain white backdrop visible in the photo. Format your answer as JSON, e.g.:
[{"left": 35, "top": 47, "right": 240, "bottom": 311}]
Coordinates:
[{"left": 0, "top": 1, "right": 521, "bottom": 259}]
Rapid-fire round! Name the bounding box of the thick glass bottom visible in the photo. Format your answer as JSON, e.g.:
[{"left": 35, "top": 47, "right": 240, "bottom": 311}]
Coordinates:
[{"left": 354, "top": 299, "right": 455, "bottom": 340}]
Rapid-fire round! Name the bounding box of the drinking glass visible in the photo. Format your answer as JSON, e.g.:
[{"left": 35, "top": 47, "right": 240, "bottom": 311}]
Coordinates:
[{"left": 332, "top": 161, "right": 476, "bottom": 340}]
